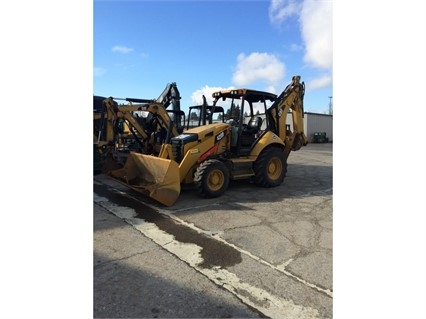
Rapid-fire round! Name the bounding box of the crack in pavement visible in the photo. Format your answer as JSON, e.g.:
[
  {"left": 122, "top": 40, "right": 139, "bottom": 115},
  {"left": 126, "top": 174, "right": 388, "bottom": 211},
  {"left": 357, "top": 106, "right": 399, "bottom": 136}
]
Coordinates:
[{"left": 94, "top": 250, "right": 152, "bottom": 268}]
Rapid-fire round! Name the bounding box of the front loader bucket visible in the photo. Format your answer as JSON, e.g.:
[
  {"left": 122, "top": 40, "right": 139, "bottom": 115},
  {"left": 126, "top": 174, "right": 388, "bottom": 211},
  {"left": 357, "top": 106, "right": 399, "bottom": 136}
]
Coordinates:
[{"left": 109, "top": 152, "right": 180, "bottom": 206}]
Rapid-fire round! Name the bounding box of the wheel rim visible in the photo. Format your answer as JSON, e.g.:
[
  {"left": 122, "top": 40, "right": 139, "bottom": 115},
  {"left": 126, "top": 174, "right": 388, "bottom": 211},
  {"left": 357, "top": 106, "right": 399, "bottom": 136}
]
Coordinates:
[
  {"left": 267, "top": 157, "right": 282, "bottom": 180},
  {"left": 208, "top": 169, "right": 224, "bottom": 191}
]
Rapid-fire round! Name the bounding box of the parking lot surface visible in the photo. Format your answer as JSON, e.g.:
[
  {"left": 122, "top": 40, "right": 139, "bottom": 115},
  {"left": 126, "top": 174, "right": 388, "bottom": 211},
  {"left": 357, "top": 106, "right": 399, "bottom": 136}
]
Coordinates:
[{"left": 94, "top": 142, "right": 333, "bottom": 318}]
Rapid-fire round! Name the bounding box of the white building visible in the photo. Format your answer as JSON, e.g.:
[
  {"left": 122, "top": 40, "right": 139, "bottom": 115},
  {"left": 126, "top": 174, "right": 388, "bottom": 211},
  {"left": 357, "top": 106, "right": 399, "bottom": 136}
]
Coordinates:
[
  {"left": 301, "top": 112, "right": 333, "bottom": 142},
  {"left": 254, "top": 111, "right": 333, "bottom": 142}
]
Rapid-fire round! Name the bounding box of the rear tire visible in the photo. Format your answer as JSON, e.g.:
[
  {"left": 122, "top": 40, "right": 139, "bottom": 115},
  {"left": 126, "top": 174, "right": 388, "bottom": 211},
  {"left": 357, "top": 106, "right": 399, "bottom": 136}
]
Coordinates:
[
  {"left": 253, "top": 148, "right": 287, "bottom": 187},
  {"left": 194, "top": 159, "right": 230, "bottom": 198}
]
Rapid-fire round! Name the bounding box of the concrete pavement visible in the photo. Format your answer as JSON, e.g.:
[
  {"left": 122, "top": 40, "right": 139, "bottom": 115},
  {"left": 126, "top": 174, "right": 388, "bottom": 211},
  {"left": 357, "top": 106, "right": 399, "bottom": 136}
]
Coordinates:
[{"left": 94, "top": 142, "right": 333, "bottom": 318}]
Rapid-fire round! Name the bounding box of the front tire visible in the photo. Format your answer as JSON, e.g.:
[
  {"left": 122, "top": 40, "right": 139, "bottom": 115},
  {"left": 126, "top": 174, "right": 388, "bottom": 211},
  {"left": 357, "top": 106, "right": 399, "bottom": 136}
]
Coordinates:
[
  {"left": 253, "top": 148, "right": 287, "bottom": 187},
  {"left": 194, "top": 159, "right": 230, "bottom": 198}
]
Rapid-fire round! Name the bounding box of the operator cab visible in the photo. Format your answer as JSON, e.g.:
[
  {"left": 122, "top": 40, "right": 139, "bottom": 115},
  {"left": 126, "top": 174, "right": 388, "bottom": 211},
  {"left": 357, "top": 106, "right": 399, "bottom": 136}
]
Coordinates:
[
  {"left": 211, "top": 89, "right": 276, "bottom": 156},
  {"left": 186, "top": 95, "right": 225, "bottom": 130}
]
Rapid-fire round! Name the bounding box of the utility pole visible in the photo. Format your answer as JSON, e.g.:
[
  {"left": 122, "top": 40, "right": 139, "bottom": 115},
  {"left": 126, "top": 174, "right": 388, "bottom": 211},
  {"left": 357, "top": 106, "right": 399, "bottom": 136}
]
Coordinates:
[{"left": 328, "top": 96, "right": 333, "bottom": 115}]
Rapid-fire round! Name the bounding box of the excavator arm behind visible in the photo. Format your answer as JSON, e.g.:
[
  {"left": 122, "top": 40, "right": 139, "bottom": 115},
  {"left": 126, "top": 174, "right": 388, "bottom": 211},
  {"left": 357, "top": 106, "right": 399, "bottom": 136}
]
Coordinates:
[{"left": 266, "top": 75, "right": 308, "bottom": 157}]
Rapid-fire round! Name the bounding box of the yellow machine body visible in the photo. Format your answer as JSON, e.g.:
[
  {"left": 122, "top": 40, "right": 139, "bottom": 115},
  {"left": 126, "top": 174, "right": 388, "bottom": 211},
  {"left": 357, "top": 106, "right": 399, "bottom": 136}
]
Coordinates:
[{"left": 110, "top": 123, "right": 231, "bottom": 206}]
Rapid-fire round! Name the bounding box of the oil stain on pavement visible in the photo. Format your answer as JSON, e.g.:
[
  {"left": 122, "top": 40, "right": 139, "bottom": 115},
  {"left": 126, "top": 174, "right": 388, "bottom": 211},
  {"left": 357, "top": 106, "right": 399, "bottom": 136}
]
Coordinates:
[{"left": 94, "top": 183, "right": 242, "bottom": 269}]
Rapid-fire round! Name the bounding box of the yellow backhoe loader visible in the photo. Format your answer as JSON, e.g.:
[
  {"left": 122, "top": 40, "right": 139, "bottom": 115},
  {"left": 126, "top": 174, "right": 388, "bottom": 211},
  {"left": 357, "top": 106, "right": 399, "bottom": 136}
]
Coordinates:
[
  {"left": 93, "top": 83, "right": 185, "bottom": 172},
  {"left": 109, "top": 76, "right": 308, "bottom": 206}
]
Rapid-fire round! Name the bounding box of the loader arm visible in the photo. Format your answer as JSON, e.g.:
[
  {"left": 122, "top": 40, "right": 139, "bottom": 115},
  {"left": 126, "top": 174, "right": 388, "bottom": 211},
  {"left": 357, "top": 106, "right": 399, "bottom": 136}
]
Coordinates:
[
  {"left": 119, "top": 111, "right": 151, "bottom": 151},
  {"left": 132, "top": 102, "right": 181, "bottom": 138},
  {"left": 103, "top": 98, "right": 152, "bottom": 142},
  {"left": 100, "top": 97, "right": 119, "bottom": 144},
  {"left": 94, "top": 97, "right": 181, "bottom": 154},
  {"left": 104, "top": 99, "right": 181, "bottom": 142}
]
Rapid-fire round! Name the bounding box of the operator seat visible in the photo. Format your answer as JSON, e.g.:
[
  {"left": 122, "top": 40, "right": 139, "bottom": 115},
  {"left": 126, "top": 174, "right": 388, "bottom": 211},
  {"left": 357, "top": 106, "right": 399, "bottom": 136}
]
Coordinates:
[
  {"left": 241, "top": 116, "right": 262, "bottom": 146},
  {"left": 244, "top": 116, "right": 262, "bottom": 134}
]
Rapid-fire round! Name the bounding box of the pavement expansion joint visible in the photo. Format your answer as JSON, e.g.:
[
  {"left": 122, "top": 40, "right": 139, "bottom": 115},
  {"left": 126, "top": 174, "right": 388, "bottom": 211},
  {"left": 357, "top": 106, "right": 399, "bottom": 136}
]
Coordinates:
[{"left": 172, "top": 202, "right": 222, "bottom": 213}]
